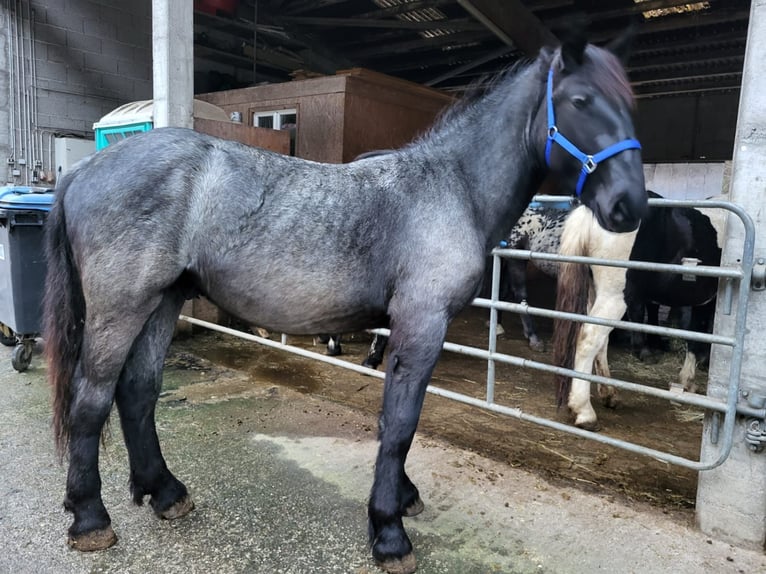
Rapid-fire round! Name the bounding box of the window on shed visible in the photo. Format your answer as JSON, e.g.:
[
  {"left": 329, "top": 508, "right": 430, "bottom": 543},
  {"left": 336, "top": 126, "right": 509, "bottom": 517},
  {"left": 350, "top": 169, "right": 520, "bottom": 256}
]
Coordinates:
[{"left": 253, "top": 109, "right": 297, "bottom": 155}]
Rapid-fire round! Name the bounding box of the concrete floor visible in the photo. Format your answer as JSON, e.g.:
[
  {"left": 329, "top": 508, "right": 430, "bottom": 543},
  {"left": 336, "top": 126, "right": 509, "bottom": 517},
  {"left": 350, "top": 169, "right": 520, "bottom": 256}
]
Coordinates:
[{"left": 1, "top": 339, "right": 765, "bottom": 574}]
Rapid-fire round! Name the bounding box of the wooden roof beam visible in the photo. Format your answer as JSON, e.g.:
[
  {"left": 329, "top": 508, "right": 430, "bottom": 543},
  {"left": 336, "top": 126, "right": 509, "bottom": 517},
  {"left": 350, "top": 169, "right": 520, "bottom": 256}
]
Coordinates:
[{"left": 456, "top": 0, "right": 557, "bottom": 54}]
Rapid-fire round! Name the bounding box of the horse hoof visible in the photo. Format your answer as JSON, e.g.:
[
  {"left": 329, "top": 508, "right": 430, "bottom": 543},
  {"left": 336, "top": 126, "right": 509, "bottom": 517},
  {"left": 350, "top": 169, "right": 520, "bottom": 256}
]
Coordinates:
[
  {"left": 325, "top": 345, "right": 342, "bottom": 357},
  {"left": 377, "top": 553, "right": 417, "bottom": 574},
  {"left": 159, "top": 495, "right": 195, "bottom": 520},
  {"left": 362, "top": 359, "right": 381, "bottom": 370},
  {"left": 574, "top": 419, "right": 601, "bottom": 432},
  {"left": 403, "top": 497, "right": 425, "bottom": 517},
  {"left": 529, "top": 339, "right": 546, "bottom": 353},
  {"left": 67, "top": 526, "right": 117, "bottom": 552},
  {"left": 601, "top": 396, "right": 621, "bottom": 409}
]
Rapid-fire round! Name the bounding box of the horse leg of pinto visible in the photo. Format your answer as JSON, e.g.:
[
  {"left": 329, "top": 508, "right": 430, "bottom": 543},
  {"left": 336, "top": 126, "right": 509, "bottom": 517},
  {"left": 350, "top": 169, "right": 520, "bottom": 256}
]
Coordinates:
[
  {"left": 115, "top": 289, "right": 193, "bottom": 519},
  {"left": 64, "top": 299, "right": 162, "bottom": 551},
  {"left": 368, "top": 314, "right": 448, "bottom": 574},
  {"left": 362, "top": 333, "right": 389, "bottom": 370},
  {"left": 593, "top": 339, "right": 619, "bottom": 408},
  {"left": 569, "top": 265, "right": 627, "bottom": 430}
]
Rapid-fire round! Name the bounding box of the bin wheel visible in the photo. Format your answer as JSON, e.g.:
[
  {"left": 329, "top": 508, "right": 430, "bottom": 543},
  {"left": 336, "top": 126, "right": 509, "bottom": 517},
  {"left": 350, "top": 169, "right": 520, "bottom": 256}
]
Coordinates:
[
  {"left": 0, "top": 330, "right": 16, "bottom": 347},
  {"left": 11, "top": 342, "right": 33, "bottom": 372}
]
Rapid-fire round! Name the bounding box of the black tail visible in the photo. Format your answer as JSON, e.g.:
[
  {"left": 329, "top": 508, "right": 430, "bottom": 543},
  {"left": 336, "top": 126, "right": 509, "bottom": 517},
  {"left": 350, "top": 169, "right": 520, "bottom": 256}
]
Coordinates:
[{"left": 43, "top": 181, "right": 86, "bottom": 458}]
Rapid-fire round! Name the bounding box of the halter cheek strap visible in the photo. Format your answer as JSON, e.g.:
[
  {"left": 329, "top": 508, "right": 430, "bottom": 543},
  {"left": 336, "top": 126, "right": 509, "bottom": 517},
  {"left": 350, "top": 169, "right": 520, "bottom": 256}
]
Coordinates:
[{"left": 544, "top": 67, "right": 642, "bottom": 197}]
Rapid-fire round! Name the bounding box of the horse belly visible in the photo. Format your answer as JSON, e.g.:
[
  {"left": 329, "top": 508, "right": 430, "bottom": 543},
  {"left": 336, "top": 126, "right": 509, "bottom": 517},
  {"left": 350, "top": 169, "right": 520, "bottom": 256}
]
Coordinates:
[{"left": 202, "top": 270, "right": 388, "bottom": 335}]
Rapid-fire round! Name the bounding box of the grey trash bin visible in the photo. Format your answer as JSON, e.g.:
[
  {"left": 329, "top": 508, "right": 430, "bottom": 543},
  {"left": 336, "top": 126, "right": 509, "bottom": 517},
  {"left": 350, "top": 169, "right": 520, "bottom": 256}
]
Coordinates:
[{"left": 0, "top": 186, "right": 56, "bottom": 371}]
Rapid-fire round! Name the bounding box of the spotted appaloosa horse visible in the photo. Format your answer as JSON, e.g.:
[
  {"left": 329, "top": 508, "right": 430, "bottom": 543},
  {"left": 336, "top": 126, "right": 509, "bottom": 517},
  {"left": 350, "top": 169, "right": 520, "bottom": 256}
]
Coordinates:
[{"left": 44, "top": 34, "right": 645, "bottom": 573}]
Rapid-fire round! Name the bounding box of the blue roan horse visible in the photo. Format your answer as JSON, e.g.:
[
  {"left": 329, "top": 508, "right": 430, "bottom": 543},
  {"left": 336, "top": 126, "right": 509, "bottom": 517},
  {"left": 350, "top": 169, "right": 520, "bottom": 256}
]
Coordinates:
[{"left": 43, "top": 34, "right": 645, "bottom": 573}]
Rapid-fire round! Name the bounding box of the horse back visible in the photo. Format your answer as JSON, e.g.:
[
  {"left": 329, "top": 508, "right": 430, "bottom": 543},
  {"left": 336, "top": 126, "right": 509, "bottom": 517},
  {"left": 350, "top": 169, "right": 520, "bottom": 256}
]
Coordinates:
[{"left": 57, "top": 128, "right": 487, "bottom": 335}]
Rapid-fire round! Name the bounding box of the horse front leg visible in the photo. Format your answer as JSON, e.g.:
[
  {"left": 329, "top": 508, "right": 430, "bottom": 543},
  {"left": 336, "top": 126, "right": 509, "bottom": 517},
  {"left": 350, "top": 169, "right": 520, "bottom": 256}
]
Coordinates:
[
  {"left": 677, "top": 299, "right": 715, "bottom": 393},
  {"left": 507, "top": 260, "right": 544, "bottom": 351},
  {"left": 368, "top": 318, "right": 447, "bottom": 574},
  {"left": 569, "top": 267, "right": 626, "bottom": 430}
]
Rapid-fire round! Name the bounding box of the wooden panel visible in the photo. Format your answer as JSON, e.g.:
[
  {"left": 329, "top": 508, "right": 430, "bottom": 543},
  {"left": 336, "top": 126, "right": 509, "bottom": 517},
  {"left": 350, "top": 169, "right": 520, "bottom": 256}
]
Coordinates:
[
  {"left": 194, "top": 118, "right": 290, "bottom": 155},
  {"left": 197, "top": 75, "right": 347, "bottom": 106},
  {"left": 288, "top": 93, "right": 345, "bottom": 163},
  {"left": 342, "top": 73, "right": 452, "bottom": 162}
]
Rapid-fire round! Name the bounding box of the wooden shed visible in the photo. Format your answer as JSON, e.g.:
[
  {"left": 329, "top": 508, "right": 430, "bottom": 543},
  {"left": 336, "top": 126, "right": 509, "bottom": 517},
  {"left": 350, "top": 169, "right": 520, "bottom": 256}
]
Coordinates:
[{"left": 197, "top": 68, "right": 454, "bottom": 162}]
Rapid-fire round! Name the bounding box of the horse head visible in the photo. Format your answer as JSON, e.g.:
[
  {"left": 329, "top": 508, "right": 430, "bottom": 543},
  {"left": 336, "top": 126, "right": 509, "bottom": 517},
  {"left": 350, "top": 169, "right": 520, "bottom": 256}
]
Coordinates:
[{"left": 534, "top": 31, "right": 647, "bottom": 233}]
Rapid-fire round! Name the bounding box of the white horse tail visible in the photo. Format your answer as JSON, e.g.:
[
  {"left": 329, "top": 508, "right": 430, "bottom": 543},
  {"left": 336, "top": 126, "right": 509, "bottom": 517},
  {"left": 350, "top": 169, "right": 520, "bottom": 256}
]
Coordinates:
[{"left": 552, "top": 206, "right": 594, "bottom": 407}]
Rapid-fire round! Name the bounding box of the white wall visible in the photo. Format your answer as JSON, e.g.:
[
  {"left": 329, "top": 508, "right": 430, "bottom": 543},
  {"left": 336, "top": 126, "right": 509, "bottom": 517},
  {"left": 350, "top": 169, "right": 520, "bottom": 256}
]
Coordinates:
[{"left": 643, "top": 162, "right": 730, "bottom": 200}]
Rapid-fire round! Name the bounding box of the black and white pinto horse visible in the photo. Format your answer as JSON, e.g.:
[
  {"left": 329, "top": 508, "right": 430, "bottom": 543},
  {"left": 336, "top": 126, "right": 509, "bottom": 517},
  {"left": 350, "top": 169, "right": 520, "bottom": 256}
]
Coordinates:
[
  {"left": 43, "top": 36, "right": 646, "bottom": 573},
  {"left": 553, "top": 191, "right": 721, "bottom": 430}
]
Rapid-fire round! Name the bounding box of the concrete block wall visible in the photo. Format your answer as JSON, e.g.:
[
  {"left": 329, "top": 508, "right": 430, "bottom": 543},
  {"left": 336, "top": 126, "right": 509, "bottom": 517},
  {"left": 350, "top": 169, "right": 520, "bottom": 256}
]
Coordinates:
[{"left": 1, "top": 0, "right": 152, "bottom": 183}]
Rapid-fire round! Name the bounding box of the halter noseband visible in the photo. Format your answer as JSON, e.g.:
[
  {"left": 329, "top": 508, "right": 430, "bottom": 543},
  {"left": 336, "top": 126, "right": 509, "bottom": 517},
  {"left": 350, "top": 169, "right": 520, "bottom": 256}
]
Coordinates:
[{"left": 544, "top": 67, "right": 642, "bottom": 197}]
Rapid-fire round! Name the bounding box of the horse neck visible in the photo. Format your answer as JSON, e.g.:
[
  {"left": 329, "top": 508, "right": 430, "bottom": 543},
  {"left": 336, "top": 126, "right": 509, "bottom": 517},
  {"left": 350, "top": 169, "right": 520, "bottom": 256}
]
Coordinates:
[{"left": 429, "top": 64, "right": 547, "bottom": 249}]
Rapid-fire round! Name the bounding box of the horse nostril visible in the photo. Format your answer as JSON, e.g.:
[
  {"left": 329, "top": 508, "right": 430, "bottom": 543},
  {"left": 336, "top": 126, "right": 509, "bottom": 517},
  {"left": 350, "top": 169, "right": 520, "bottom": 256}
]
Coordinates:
[{"left": 610, "top": 193, "right": 642, "bottom": 231}]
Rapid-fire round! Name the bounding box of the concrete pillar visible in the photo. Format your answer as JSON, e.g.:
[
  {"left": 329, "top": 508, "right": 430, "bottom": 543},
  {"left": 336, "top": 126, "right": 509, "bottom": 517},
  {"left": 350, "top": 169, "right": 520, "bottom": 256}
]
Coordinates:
[
  {"left": 697, "top": 0, "right": 766, "bottom": 549},
  {"left": 152, "top": 0, "right": 193, "bottom": 128},
  {"left": 152, "top": 0, "right": 194, "bottom": 333}
]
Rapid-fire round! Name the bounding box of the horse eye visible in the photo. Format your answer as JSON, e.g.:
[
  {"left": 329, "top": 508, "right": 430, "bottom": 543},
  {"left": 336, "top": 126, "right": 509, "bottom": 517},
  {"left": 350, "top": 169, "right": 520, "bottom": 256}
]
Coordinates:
[{"left": 571, "top": 95, "right": 589, "bottom": 109}]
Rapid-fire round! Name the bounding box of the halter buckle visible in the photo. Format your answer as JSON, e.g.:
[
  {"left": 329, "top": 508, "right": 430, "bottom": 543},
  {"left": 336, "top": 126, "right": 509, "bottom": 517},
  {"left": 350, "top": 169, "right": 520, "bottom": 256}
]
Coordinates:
[
  {"left": 583, "top": 156, "right": 597, "bottom": 174},
  {"left": 548, "top": 126, "right": 558, "bottom": 138}
]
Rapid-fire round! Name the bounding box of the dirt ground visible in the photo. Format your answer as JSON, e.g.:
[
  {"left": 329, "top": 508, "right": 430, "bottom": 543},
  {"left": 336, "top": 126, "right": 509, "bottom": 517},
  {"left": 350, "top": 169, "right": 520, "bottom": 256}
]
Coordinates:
[{"left": 168, "top": 273, "right": 705, "bottom": 515}]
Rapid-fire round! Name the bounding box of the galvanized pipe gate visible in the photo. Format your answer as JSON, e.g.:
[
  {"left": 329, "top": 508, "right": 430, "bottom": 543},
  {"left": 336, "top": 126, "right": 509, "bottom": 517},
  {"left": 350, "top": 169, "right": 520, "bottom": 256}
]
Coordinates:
[{"left": 180, "top": 195, "right": 759, "bottom": 474}]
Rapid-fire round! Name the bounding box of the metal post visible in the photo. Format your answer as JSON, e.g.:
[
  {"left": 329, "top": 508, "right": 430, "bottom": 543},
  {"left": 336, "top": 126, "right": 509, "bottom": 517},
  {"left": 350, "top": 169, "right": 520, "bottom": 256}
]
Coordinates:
[
  {"left": 152, "top": 0, "right": 194, "bottom": 129},
  {"left": 696, "top": 0, "right": 766, "bottom": 549}
]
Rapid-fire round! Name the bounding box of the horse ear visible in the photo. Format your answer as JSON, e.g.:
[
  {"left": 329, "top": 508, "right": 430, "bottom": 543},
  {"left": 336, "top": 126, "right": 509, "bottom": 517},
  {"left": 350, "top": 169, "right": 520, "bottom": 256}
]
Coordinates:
[
  {"left": 605, "top": 22, "right": 638, "bottom": 65},
  {"left": 555, "top": 16, "right": 589, "bottom": 72}
]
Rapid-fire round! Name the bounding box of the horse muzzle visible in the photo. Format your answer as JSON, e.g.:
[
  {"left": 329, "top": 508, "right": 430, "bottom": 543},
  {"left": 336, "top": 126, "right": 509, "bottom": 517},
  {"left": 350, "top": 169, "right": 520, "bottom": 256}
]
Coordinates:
[{"left": 598, "top": 188, "right": 648, "bottom": 233}]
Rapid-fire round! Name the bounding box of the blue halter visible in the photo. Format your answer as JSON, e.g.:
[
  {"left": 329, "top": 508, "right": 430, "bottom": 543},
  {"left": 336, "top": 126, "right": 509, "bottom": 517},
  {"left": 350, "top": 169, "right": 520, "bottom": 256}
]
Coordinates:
[{"left": 544, "top": 67, "right": 642, "bottom": 197}]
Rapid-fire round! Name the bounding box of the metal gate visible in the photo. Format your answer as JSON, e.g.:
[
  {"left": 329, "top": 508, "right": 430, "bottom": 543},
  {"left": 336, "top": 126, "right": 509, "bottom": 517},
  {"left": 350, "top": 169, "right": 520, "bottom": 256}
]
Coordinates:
[{"left": 180, "top": 196, "right": 758, "bottom": 472}]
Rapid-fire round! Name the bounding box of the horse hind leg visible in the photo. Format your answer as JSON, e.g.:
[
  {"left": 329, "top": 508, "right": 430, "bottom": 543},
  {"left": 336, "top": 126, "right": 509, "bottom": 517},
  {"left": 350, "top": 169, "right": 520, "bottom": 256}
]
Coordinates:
[
  {"left": 362, "top": 333, "right": 388, "bottom": 370},
  {"left": 115, "top": 288, "right": 194, "bottom": 520},
  {"left": 64, "top": 298, "right": 166, "bottom": 551}
]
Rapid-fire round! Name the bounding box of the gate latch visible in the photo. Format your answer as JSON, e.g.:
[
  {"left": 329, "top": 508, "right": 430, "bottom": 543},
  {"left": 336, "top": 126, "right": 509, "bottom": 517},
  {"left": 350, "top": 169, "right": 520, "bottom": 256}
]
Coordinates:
[
  {"left": 752, "top": 258, "right": 766, "bottom": 291},
  {"left": 681, "top": 257, "right": 700, "bottom": 281},
  {"left": 745, "top": 418, "right": 766, "bottom": 452}
]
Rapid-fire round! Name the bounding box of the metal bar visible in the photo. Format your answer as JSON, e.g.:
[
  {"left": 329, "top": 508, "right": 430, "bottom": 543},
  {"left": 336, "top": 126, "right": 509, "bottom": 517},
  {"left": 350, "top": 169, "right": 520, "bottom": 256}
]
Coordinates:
[
  {"left": 178, "top": 314, "right": 747, "bottom": 471},
  {"left": 472, "top": 298, "right": 735, "bottom": 346},
  {"left": 494, "top": 248, "right": 742, "bottom": 280},
  {"left": 486, "top": 253, "right": 501, "bottom": 403}
]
